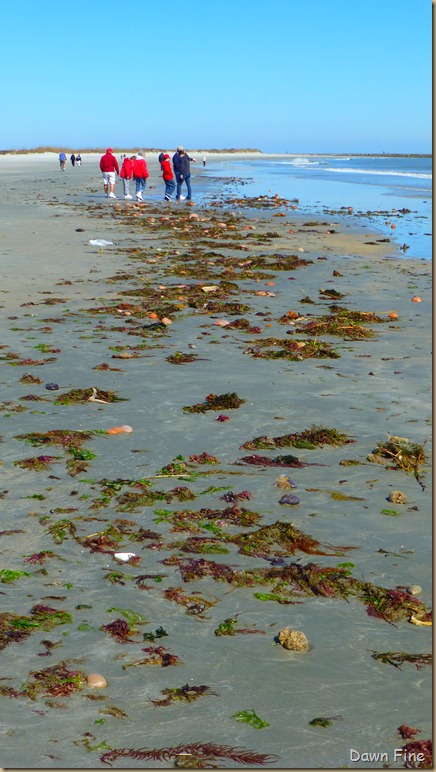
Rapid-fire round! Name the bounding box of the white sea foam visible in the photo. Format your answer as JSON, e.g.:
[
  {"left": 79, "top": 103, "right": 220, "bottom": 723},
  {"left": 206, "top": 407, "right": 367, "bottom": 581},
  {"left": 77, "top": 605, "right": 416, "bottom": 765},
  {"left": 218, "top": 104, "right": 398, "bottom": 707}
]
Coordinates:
[{"left": 323, "top": 167, "right": 432, "bottom": 179}]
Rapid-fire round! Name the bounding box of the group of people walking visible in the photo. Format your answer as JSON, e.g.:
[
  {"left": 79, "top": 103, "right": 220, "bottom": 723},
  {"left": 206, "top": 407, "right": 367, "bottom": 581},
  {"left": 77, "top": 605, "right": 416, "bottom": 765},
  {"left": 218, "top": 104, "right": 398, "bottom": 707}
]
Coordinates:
[
  {"left": 99, "top": 147, "right": 197, "bottom": 202},
  {"left": 58, "top": 151, "right": 81, "bottom": 170}
]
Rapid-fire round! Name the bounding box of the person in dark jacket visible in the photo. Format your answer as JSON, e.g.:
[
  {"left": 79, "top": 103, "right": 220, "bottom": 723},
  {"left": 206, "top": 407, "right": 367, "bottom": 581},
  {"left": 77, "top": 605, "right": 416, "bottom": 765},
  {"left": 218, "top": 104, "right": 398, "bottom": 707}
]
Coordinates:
[
  {"left": 70, "top": 153, "right": 76, "bottom": 167},
  {"left": 172, "top": 146, "right": 196, "bottom": 201},
  {"left": 159, "top": 152, "right": 176, "bottom": 201}
]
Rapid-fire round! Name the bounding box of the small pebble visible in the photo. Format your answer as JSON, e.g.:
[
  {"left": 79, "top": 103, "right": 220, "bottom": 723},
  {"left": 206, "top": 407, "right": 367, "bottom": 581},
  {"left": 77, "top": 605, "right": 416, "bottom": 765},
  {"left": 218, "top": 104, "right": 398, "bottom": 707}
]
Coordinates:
[
  {"left": 45, "top": 383, "right": 59, "bottom": 390},
  {"left": 87, "top": 673, "right": 107, "bottom": 688}
]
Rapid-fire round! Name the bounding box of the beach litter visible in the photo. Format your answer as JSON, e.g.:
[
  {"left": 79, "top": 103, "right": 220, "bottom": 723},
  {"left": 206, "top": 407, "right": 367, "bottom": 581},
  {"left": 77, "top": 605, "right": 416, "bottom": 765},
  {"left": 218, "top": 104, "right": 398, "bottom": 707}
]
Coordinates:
[{"left": 88, "top": 239, "right": 114, "bottom": 248}]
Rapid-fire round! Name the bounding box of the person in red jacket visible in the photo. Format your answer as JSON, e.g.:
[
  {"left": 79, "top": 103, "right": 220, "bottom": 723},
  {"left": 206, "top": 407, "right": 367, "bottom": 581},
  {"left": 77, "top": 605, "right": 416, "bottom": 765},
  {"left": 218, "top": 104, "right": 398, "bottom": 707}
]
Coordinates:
[
  {"left": 132, "top": 151, "right": 149, "bottom": 202},
  {"left": 99, "top": 148, "right": 120, "bottom": 198},
  {"left": 120, "top": 155, "right": 135, "bottom": 199},
  {"left": 158, "top": 152, "right": 176, "bottom": 201}
]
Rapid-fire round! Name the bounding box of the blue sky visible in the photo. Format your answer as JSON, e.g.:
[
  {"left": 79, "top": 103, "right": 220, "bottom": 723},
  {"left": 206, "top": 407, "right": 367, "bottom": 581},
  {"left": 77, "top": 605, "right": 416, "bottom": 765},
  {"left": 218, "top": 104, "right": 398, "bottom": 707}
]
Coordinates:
[{"left": 1, "top": 0, "right": 431, "bottom": 153}]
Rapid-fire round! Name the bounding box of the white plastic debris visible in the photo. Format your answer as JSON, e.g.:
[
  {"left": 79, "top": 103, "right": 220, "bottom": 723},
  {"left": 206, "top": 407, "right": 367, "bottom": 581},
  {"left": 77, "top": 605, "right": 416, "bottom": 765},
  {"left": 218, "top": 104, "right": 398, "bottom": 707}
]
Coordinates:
[
  {"left": 113, "top": 552, "right": 136, "bottom": 562},
  {"left": 88, "top": 239, "right": 114, "bottom": 247}
]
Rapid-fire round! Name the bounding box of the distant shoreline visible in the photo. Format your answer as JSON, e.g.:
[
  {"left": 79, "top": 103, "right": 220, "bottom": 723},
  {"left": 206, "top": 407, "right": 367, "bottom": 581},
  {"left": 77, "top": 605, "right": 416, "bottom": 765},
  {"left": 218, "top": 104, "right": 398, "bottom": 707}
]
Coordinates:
[{"left": 0, "top": 147, "right": 431, "bottom": 159}]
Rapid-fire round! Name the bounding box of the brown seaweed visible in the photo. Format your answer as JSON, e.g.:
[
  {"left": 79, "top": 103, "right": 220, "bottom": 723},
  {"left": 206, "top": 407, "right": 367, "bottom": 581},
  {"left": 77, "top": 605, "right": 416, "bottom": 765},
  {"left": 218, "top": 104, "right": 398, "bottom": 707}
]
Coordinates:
[
  {"left": 122, "top": 645, "right": 181, "bottom": 669},
  {"left": 238, "top": 453, "right": 322, "bottom": 467},
  {"left": 151, "top": 683, "right": 217, "bottom": 707},
  {"left": 183, "top": 392, "right": 245, "bottom": 413},
  {"left": 26, "top": 660, "right": 86, "bottom": 699},
  {"left": 100, "top": 742, "right": 279, "bottom": 767},
  {"left": 240, "top": 425, "right": 354, "bottom": 451},
  {"left": 371, "top": 651, "right": 432, "bottom": 669}
]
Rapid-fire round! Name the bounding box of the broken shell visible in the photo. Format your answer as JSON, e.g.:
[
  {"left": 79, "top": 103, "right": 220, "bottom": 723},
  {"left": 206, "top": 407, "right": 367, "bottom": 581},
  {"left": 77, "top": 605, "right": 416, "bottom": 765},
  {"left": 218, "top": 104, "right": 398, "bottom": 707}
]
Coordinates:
[
  {"left": 410, "top": 615, "right": 432, "bottom": 627},
  {"left": 278, "top": 628, "right": 309, "bottom": 652},
  {"left": 119, "top": 425, "right": 133, "bottom": 433},
  {"left": 87, "top": 673, "right": 108, "bottom": 688},
  {"left": 114, "top": 552, "right": 136, "bottom": 562},
  {"left": 275, "top": 475, "right": 297, "bottom": 489},
  {"left": 411, "top": 296, "right": 422, "bottom": 302},
  {"left": 407, "top": 585, "right": 422, "bottom": 596}
]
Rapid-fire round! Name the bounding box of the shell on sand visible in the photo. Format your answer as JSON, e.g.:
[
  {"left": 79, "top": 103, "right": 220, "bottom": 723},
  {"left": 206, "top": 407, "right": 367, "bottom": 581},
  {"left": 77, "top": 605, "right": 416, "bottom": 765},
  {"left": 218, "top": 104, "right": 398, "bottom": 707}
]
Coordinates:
[
  {"left": 87, "top": 673, "right": 108, "bottom": 688},
  {"left": 278, "top": 627, "right": 309, "bottom": 652}
]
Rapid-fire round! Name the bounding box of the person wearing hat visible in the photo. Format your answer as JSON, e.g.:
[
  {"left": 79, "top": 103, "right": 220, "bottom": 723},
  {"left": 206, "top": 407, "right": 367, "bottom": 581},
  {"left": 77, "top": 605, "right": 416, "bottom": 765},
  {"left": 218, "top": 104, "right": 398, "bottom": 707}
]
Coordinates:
[
  {"left": 99, "top": 148, "right": 120, "bottom": 198},
  {"left": 172, "top": 146, "right": 197, "bottom": 201}
]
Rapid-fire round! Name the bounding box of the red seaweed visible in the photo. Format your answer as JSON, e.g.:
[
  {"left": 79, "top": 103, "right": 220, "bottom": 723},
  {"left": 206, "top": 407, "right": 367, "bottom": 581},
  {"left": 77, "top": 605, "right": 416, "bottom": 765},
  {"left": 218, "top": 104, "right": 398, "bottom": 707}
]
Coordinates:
[{"left": 100, "top": 742, "right": 279, "bottom": 767}]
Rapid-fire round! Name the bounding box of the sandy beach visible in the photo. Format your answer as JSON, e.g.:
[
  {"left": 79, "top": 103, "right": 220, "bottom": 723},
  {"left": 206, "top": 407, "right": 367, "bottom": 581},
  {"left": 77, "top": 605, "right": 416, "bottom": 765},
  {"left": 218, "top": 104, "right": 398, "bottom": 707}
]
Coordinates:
[{"left": 0, "top": 153, "right": 431, "bottom": 769}]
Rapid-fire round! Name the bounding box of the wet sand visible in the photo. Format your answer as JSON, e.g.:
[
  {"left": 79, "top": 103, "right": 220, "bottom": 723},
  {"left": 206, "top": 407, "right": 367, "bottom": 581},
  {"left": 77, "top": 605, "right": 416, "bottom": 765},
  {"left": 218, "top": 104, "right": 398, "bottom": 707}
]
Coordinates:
[{"left": 0, "top": 154, "right": 432, "bottom": 769}]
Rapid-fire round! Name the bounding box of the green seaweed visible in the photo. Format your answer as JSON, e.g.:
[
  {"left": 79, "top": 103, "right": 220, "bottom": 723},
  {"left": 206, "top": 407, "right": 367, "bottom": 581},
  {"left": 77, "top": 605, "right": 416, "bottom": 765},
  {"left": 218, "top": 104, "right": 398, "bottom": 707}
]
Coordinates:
[
  {"left": 0, "top": 569, "right": 31, "bottom": 583},
  {"left": 0, "top": 604, "right": 73, "bottom": 652},
  {"left": 231, "top": 709, "right": 270, "bottom": 729}
]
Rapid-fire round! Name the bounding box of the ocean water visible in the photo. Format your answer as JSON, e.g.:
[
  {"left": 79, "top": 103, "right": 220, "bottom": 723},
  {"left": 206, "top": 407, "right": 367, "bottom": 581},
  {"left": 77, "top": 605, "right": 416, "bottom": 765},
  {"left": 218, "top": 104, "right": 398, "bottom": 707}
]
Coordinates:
[{"left": 201, "top": 155, "right": 432, "bottom": 260}]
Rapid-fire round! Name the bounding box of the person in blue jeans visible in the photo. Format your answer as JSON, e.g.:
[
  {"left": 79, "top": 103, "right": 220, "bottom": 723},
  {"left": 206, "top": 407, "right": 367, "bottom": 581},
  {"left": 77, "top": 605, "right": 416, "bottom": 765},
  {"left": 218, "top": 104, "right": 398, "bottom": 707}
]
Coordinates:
[{"left": 172, "top": 146, "right": 197, "bottom": 200}]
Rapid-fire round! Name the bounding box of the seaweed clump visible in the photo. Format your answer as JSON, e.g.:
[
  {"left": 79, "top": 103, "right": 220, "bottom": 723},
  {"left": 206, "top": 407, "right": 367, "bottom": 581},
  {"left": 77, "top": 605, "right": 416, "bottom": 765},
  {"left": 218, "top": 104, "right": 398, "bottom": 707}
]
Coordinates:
[
  {"left": 122, "top": 645, "right": 181, "bottom": 669},
  {"left": 151, "top": 683, "right": 217, "bottom": 707},
  {"left": 244, "top": 337, "right": 339, "bottom": 361},
  {"left": 183, "top": 392, "right": 245, "bottom": 413},
  {"left": 54, "top": 387, "right": 126, "bottom": 405},
  {"left": 161, "top": 557, "right": 430, "bottom": 623},
  {"left": 100, "top": 742, "right": 278, "bottom": 767},
  {"left": 14, "top": 455, "right": 62, "bottom": 471},
  {"left": 238, "top": 453, "right": 320, "bottom": 468},
  {"left": 368, "top": 436, "right": 427, "bottom": 476},
  {"left": 166, "top": 351, "right": 202, "bottom": 365},
  {"left": 240, "top": 425, "right": 354, "bottom": 451},
  {"left": 15, "top": 429, "right": 95, "bottom": 450},
  {"left": 26, "top": 661, "right": 86, "bottom": 700},
  {"left": 0, "top": 604, "right": 72, "bottom": 652},
  {"left": 297, "top": 306, "right": 388, "bottom": 340},
  {"left": 233, "top": 521, "right": 352, "bottom": 558},
  {"left": 371, "top": 651, "right": 432, "bottom": 670}
]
